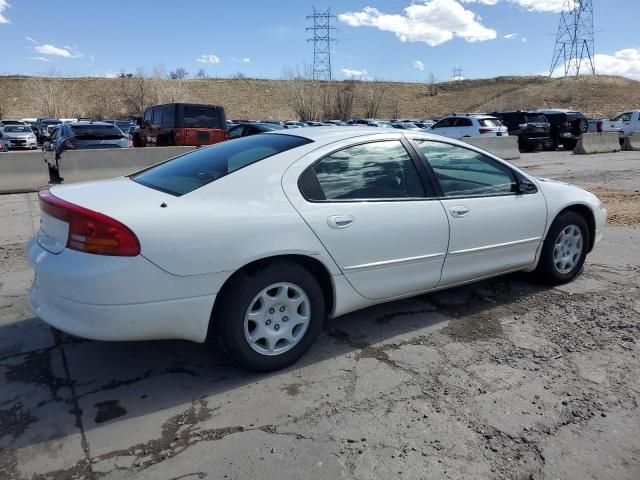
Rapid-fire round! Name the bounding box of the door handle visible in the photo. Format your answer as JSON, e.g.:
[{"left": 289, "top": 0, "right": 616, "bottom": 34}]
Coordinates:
[
  {"left": 327, "top": 215, "right": 355, "bottom": 229},
  {"left": 450, "top": 206, "right": 470, "bottom": 218}
]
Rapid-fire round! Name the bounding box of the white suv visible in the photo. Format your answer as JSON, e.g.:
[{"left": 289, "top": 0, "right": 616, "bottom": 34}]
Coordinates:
[{"left": 428, "top": 114, "right": 509, "bottom": 139}]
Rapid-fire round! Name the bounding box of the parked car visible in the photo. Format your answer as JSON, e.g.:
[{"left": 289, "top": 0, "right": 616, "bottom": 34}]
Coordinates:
[
  {"left": 28, "top": 127, "right": 606, "bottom": 372},
  {"left": 135, "top": 103, "right": 227, "bottom": 147},
  {"left": 491, "top": 111, "right": 551, "bottom": 152},
  {"left": 391, "top": 122, "right": 422, "bottom": 130},
  {"left": 602, "top": 110, "right": 640, "bottom": 140},
  {"left": 533, "top": 109, "right": 588, "bottom": 151},
  {"left": 227, "top": 122, "right": 284, "bottom": 139},
  {"left": 34, "top": 118, "right": 62, "bottom": 143},
  {"left": 428, "top": 114, "right": 509, "bottom": 139},
  {"left": 43, "top": 121, "right": 131, "bottom": 160},
  {"left": 0, "top": 125, "right": 38, "bottom": 149},
  {"left": 104, "top": 119, "right": 136, "bottom": 133},
  {"left": 0, "top": 137, "right": 8, "bottom": 152},
  {"left": 284, "top": 121, "right": 306, "bottom": 129},
  {"left": 0, "top": 119, "right": 27, "bottom": 127}
]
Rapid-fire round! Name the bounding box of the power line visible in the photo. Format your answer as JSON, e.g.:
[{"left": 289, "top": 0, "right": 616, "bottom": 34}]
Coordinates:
[
  {"left": 549, "top": 0, "right": 596, "bottom": 77},
  {"left": 306, "top": 7, "right": 337, "bottom": 82},
  {"left": 452, "top": 67, "right": 463, "bottom": 81}
]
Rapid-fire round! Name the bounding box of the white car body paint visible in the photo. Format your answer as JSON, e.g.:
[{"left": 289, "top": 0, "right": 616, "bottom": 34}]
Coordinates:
[{"left": 27, "top": 127, "right": 606, "bottom": 343}]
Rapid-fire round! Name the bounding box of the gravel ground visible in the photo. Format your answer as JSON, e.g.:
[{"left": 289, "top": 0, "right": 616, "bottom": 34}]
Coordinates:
[{"left": 0, "top": 150, "right": 639, "bottom": 480}]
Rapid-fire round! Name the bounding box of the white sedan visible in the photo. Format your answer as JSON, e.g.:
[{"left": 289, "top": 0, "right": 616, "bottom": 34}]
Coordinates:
[{"left": 27, "top": 128, "right": 606, "bottom": 371}]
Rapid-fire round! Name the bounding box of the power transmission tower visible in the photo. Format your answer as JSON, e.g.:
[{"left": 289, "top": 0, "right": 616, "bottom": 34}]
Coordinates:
[
  {"left": 549, "top": 0, "right": 595, "bottom": 77},
  {"left": 306, "top": 8, "right": 337, "bottom": 81},
  {"left": 452, "top": 67, "right": 463, "bottom": 80}
]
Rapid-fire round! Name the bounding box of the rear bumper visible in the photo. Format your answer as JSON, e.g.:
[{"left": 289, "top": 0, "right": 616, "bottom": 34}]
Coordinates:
[{"left": 26, "top": 240, "right": 226, "bottom": 342}]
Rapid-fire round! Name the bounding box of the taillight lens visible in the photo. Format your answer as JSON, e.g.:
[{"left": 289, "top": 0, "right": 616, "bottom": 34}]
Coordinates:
[
  {"left": 479, "top": 128, "right": 493, "bottom": 134},
  {"left": 38, "top": 190, "right": 140, "bottom": 256},
  {"left": 63, "top": 139, "right": 75, "bottom": 150}
]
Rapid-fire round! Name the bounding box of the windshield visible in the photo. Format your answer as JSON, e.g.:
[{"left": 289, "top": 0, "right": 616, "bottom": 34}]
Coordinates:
[
  {"left": 4, "top": 126, "right": 32, "bottom": 133},
  {"left": 132, "top": 134, "right": 311, "bottom": 196},
  {"left": 71, "top": 125, "right": 124, "bottom": 140}
]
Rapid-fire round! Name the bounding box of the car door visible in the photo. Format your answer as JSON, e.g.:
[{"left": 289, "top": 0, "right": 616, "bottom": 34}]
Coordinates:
[
  {"left": 411, "top": 139, "right": 547, "bottom": 286},
  {"left": 283, "top": 136, "right": 450, "bottom": 300},
  {"left": 429, "top": 118, "right": 456, "bottom": 138}
]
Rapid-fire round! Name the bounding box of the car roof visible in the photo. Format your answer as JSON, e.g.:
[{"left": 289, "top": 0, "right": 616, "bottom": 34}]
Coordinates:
[
  {"left": 68, "top": 121, "right": 118, "bottom": 126},
  {"left": 269, "top": 126, "right": 448, "bottom": 143}
]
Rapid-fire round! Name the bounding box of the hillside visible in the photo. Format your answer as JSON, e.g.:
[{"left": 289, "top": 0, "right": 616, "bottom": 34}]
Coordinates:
[{"left": 1, "top": 74, "right": 639, "bottom": 120}]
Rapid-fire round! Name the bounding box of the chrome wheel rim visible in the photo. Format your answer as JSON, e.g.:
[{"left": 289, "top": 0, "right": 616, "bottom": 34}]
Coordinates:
[
  {"left": 553, "top": 225, "right": 584, "bottom": 274},
  {"left": 244, "top": 282, "right": 311, "bottom": 356}
]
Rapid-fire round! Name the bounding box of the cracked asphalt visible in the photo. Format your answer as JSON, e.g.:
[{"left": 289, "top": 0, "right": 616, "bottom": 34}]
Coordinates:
[{"left": 1, "top": 150, "right": 639, "bottom": 480}]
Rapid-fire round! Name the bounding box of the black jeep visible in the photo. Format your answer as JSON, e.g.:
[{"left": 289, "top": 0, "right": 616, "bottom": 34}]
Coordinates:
[{"left": 491, "top": 111, "right": 550, "bottom": 152}]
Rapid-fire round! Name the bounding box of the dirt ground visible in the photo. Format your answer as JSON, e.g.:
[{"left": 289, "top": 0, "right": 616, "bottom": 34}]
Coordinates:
[{"left": 0, "top": 150, "right": 639, "bottom": 479}]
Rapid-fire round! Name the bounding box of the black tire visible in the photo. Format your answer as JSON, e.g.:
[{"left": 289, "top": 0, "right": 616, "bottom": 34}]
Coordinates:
[
  {"left": 542, "top": 138, "right": 558, "bottom": 151},
  {"left": 562, "top": 139, "right": 578, "bottom": 151},
  {"left": 536, "top": 211, "right": 590, "bottom": 285},
  {"left": 213, "top": 261, "right": 325, "bottom": 372},
  {"left": 573, "top": 117, "right": 588, "bottom": 134},
  {"left": 520, "top": 141, "right": 538, "bottom": 152}
]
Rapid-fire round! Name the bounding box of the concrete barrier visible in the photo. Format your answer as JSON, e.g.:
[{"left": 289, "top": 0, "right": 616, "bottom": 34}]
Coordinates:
[
  {"left": 0, "top": 151, "right": 49, "bottom": 194},
  {"left": 58, "top": 146, "right": 196, "bottom": 183},
  {"left": 461, "top": 136, "right": 520, "bottom": 160},
  {"left": 573, "top": 132, "right": 621, "bottom": 155},
  {"left": 622, "top": 133, "right": 640, "bottom": 151}
]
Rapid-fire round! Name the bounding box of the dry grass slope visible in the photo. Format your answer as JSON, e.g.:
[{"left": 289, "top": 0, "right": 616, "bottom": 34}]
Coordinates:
[{"left": 1, "top": 74, "right": 639, "bottom": 120}]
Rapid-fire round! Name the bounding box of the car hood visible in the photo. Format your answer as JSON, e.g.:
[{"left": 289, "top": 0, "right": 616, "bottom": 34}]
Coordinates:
[{"left": 3, "top": 132, "right": 33, "bottom": 138}]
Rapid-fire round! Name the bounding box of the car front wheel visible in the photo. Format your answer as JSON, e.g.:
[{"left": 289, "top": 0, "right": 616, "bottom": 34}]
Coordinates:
[
  {"left": 536, "top": 211, "right": 589, "bottom": 285},
  {"left": 214, "top": 261, "right": 325, "bottom": 372}
]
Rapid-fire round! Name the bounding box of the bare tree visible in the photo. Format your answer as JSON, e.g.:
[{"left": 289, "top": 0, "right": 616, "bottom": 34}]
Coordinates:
[
  {"left": 390, "top": 96, "right": 400, "bottom": 119},
  {"left": 282, "top": 65, "right": 318, "bottom": 121},
  {"left": 170, "top": 67, "right": 189, "bottom": 79},
  {"left": 331, "top": 82, "right": 355, "bottom": 120},
  {"left": 359, "top": 79, "right": 387, "bottom": 119},
  {"left": 23, "top": 70, "right": 67, "bottom": 117},
  {"left": 120, "top": 68, "right": 150, "bottom": 116},
  {"left": 195, "top": 68, "right": 207, "bottom": 79}
]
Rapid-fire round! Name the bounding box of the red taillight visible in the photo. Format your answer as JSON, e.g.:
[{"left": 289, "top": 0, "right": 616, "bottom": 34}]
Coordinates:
[
  {"left": 63, "top": 139, "right": 75, "bottom": 150},
  {"left": 479, "top": 128, "right": 493, "bottom": 134},
  {"left": 38, "top": 190, "right": 140, "bottom": 256}
]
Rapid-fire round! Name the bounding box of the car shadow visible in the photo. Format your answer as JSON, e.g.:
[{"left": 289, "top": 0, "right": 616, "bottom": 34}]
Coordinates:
[{"left": 1, "top": 272, "right": 549, "bottom": 455}]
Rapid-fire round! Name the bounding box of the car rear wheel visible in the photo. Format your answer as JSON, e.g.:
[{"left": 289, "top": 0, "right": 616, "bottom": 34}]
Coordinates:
[
  {"left": 562, "top": 139, "right": 578, "bottom": 151},
  {"left": 214, "top": 261, "right": 325, "bottom": 372},
  {"left": 536, "top": 211, "right": 589, "bottom": 285}
]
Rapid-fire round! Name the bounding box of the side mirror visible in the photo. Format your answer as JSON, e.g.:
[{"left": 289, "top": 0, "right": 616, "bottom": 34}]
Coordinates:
[{"left": 516, "top": 178, "right": 538, "bottom": 194}]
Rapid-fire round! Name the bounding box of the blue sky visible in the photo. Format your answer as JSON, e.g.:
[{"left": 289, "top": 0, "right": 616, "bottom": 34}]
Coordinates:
[{"left": 1, "top": 0, "right": 639, "bottom": 81}]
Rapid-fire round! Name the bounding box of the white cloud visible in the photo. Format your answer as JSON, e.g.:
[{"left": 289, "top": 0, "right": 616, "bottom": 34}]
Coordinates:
[
  {"left": 232, "top": 57, "right": 250, "bottom": 63},
  {"left": 460, "top": 0, "right": 499, "bottom": 5},
  {"left": 197, "top": 54, "right": 221, "bottom": 64},
  {"left": 0, "top": 0, "right": 10, "bottom": 24},
  {"left": 33, "top": 43, "right": 83, "bottom": 58},
  {"left": 338, "top": 0, "right": 497, "bottom": 47},
  {"left": 413, "top": 60, "right": 425, "bottom": 70},
  {"left": 26, "top": 36, "right": 37, "bottom": 44},
  {"left": 341, "top": 68, "right": 368, "bottom": 78},
  {"left": 504, "top": 33, "right": 518, "bottom": 39},
  {"left": 511, "top": 0, "right": 565, "bottom": 13},
  {"left": 549, "top": 48, "right": 640, "bottom": 80},
  {"left": 26, "top": 56, "right": 51, "bottom": 62},
  {"left": 521, "top": 37, "right": 527, "bottom": 43}
]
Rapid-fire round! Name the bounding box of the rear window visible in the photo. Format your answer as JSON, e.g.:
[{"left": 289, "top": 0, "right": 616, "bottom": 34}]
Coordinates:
[
  {"left": 184, "top": 105, "right": 222, "bottom": 129},
  {"left": 479, "top": 118, "right": 502, "bottom": 127},
  {"left": 132, "top": 134, "right": 311, "bottom": 196},
  {"left": 525, "top": 114, "right": 547, "bottom": 123},
  {"left": 71, "top": 125, "right": 124, "bottom": 139}
]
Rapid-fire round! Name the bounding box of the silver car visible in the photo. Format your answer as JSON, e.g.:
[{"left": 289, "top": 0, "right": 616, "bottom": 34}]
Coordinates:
[{"left": 0, "top": 125, "right": 38, "bottom": 149}]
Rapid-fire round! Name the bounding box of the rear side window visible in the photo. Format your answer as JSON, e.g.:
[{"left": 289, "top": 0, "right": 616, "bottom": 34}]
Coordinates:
[
  {"left": 132, "top": 134, "right": 311, "bottom": 196},
  {"left": 183, "top": 106, "right": 222, "bottom": 129},
  {"left": 162, "top": 105, "right": 175, "bottom": 124},
  {"left": 71, "top": 125, "right": 124, "bottom": 139},
  {"left": 479, "top": 118, "right": 501, "bottom": 127},
  {"left": 300, "top": 141, "right": 424, "bottom": 201}
]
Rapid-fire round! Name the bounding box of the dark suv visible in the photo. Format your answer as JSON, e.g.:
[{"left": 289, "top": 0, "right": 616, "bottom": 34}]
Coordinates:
[
  {"left": 534, "top": 109, "right": 589, "bottom": 151},
  {"left": 490, "top": 111, "right": 550, "bottom": 152},
  {"left": 135, "top": 103, "right": 227, "bottom": 147}
]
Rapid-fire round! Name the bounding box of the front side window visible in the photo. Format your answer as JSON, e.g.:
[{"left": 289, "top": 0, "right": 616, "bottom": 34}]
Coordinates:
[
  {"left": 132, "top": 134, "right": 311, "bottom": 196},
  {"left": 414, "top": 140, "right": 516, "bottom": 197},
  {"left": 455, "top": 118, "right": 473, "bottom": 127},
  {"left": 432, "top": 118, "right": 453, "bottom": 129},
  {"left": 152, "top": 107, "right": 162, "bottom": 124},
  {"left": 227, "top": 125, "right": 245, "bottom": 139},
  {"left": 300, "top": 141, "right": 424, "bottom": 201},
  {"left": 143, "top": 109, "right": 152, "bottom": 124}
]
